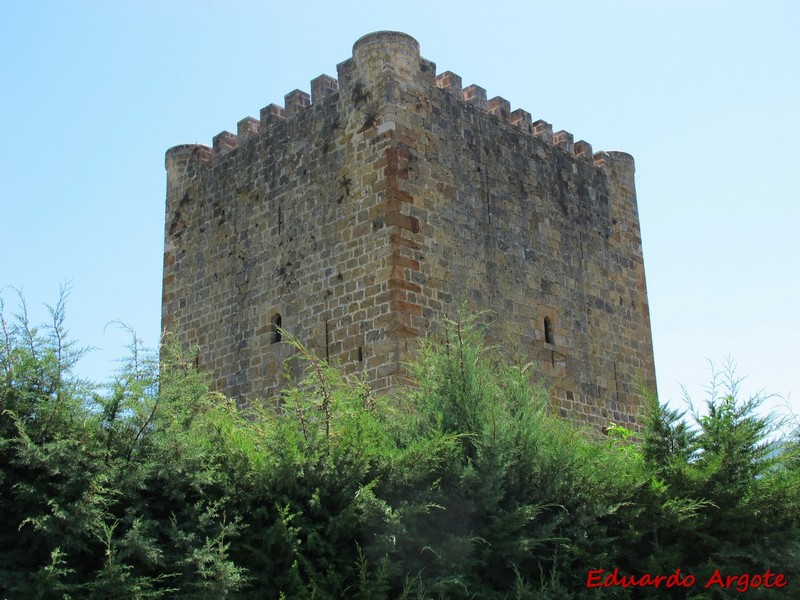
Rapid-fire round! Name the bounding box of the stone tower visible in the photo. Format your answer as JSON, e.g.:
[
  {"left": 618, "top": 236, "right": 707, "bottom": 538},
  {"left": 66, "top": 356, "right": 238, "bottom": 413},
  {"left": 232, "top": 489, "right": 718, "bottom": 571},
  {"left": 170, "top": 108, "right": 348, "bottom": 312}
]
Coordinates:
[{"left": 162, "top": 31, "right": 656, "bottom": 428}]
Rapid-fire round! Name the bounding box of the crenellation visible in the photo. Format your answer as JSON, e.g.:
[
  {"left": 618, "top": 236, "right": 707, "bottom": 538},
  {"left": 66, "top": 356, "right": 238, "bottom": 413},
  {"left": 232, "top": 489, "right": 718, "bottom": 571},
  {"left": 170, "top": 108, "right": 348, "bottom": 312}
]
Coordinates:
[
  {"left": 592, "top": 151, "right": 612, "bottom": 169},
  {"left": 310, "top": 74, "right": 338, "bottom": 103},
  {"left": 162, "top": 31, "right": 655, "bottom": 431},
  {"left": 532, "top": 119, "right": 553, "bottom": 143},
  {"left": 436, "top": 71, "right": 462, "bottom": 94},
  {"left": 212, "top": 131, "right": 238, "bottom": 156},
  {"left": 260, "top": 103, "right": 286, "bottom": 125},
  {"left": 237, "top": 117, "right": 261, "bottom": 140},
  {"left": 178, "top": 59, "right": 601, "bottom": 170},
  {"left": 487, "top": 96, "right": 511, "bottom": 121},
  {"left": 509, "top": 108, "right": 532, "bottom": 131},
  {"left": 574, "top": 140, "right": 593, "bottom": 161},
  {"left": 419, "top": 57, "right": 437, "bottom": 85},
  {"left": 463, "top": 84, "right": 487, "bottom": 110},
  {"left": 334, "top": 57, "right": 356, "bottom": 88},
  {"left": 553, "top": 130, "right": 574, "bottom": 154},
  {"left": 164, "top": 31, "right": 609, "bottom": 199},
  {"left": 284, "top": 89, "right": 311, "bottom": 116}
]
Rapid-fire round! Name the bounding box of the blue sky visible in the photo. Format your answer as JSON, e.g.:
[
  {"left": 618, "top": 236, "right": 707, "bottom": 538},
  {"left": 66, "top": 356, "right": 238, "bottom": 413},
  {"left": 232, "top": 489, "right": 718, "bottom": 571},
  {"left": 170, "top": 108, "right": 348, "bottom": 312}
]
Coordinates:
[{"left": 2, "top": 1, "right": 798, "bottom": 428}]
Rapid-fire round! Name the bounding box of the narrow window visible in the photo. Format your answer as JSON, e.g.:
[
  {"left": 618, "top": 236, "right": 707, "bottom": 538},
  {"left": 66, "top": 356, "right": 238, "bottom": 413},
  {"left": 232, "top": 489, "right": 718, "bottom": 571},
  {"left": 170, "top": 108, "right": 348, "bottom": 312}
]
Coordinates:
[
  {"left": 544, "top": 316, "right": 554, "bottom": 345},
  {"left": 358, "top": 346, "right": 363, "bottom": 362},
  {"left": 271, "top": 313, "right": 282, "bottom": 344}
]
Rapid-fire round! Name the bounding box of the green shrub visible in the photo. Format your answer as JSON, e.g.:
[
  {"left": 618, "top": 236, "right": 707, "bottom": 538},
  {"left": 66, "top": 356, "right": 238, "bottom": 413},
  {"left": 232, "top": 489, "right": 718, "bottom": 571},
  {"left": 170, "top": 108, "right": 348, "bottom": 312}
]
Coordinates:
[{"left": 2, "top": 291, "right": 798, "bottom": 598}]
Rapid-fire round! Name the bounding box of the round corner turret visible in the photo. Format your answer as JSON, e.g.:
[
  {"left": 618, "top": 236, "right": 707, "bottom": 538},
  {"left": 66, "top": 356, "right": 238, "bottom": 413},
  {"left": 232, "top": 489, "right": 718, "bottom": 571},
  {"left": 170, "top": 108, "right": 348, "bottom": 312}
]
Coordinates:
[
  {"left": 352, "top": 31, "right": 419, "bottom": 55},
  {"left": 165, "top": 144, "right": 213, "bottom": 171},
  {"left": 594, "top": 150, "right": 634, "bottom": 168},
  {"left": 602, "top": 150, "right": 634, "bottom": 167},
  {"left": 594, "top": 150, "right": 635, "bottom": 189},
  {"left": 351, "top": 31, "right": 421, "bottom": 83},
  {"left": 165, "top": 144, "right": 212, "bottom": 195}
]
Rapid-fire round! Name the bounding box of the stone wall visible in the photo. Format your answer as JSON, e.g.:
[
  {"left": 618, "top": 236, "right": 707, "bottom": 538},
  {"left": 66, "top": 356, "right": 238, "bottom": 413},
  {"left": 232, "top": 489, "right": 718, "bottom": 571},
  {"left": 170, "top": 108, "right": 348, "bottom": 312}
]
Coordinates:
[{"left": 163, "top": 31, "right": 656, "bottom": 428}]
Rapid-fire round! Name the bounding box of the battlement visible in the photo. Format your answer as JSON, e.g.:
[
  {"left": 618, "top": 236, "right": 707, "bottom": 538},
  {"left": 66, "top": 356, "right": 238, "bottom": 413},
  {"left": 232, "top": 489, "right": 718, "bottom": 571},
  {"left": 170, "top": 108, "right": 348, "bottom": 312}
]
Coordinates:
[
  {"left": 162, "top": 31, "right": 655, "bottom": 430},
  {"left": 166, "top": 31, "right": 607, "bottom": 174}
]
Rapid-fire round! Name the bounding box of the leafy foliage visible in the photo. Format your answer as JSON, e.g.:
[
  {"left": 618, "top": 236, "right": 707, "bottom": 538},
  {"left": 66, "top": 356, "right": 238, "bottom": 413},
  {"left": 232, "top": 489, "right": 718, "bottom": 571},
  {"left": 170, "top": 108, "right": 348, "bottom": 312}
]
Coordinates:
[
  {"left": 636, "top": 365, "right": 800, "bottom": 596},
  {"left": 1, "top": 292, "right": 799, "bottom": 598}
]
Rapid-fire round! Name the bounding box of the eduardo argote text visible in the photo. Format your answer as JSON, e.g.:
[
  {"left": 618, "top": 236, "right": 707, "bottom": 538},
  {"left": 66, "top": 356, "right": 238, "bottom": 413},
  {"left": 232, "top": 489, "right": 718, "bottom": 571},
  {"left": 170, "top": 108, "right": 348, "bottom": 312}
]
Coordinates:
[{"left": 586, "top": 568, "right": 787, "bottom": 593}]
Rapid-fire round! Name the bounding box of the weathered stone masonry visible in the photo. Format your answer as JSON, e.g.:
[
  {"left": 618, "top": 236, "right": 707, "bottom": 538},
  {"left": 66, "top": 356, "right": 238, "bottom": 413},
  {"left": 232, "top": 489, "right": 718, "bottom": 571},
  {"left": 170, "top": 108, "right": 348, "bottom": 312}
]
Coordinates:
[{"left": 162, "top": 31, "right": 656, "bottom": 428}]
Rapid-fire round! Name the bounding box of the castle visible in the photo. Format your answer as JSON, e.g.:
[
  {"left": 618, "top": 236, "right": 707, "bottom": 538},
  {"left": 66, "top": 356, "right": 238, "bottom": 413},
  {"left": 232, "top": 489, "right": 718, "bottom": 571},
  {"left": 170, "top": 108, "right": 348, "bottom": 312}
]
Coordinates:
[{"left": 162, "top": 31, "right": 656, "bottom": 429}]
